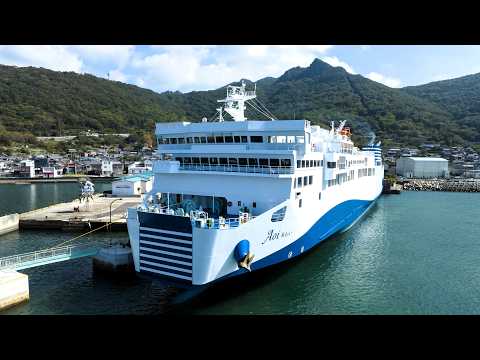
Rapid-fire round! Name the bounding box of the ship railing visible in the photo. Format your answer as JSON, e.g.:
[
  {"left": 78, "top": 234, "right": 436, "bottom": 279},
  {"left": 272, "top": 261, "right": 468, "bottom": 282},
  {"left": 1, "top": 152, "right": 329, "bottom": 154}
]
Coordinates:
[
  {"left": 178, "top": 164, "right": 294, "bottom": 175},
  {"left": 193, "top": 215, "right": 257, "bottom": 230}
]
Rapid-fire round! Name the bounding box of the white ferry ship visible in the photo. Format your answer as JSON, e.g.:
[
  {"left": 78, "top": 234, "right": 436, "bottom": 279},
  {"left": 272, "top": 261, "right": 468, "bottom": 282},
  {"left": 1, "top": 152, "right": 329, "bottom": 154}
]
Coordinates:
[{"left": 127, "top": 82, "right": 384, "bottom": 286}]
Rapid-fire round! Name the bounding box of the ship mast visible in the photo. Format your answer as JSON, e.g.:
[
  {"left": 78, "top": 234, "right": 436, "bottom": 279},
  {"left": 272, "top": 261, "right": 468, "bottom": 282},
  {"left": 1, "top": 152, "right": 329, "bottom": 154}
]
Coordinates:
[{"left": 217, "top": 81, "right": 256, "bottom": 122}]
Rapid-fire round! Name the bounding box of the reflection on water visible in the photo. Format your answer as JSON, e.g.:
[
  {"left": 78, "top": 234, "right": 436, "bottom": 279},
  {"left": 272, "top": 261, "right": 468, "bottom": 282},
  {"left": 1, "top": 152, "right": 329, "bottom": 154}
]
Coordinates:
[{"left": 1, "top": 186, "right": 480, "bottom": 314}]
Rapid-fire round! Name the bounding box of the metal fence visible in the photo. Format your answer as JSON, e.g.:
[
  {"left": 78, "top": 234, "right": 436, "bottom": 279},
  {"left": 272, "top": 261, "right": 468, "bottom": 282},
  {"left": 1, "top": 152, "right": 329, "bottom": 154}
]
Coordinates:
[{"left": 179, "top": 164, "right": 294, "bottom": 175}]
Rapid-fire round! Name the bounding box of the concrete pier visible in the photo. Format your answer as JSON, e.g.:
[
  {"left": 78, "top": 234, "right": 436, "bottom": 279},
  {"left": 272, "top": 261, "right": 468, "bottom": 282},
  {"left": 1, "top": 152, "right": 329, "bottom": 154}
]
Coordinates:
[
  {"left": 92, "top": 245, "right": 134, "bottom": 274},
  {"left": 0, "top": 270, "right": 29, "bottom": 311},
  {"left": 402, "top": 179, "right": 480, "bottom": 192},
  {"left": 19, "top": 195, "right": 141, "bottom": 231},
  {"left": 0, "top": 213, "right": 19, "bottom": 236}
]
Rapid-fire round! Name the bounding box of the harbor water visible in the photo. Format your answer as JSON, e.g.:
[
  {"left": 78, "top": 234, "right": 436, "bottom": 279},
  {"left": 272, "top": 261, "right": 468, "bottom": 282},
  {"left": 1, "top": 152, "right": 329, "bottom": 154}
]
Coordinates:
[{"left": 1, "top": 183, "right": 480, "bottom": 314}]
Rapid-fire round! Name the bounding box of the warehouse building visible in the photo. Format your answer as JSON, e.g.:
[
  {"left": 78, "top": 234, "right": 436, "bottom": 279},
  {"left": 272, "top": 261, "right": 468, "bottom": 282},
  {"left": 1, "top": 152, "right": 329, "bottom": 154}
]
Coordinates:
[{"left": 396, "top": 157, "right": 449, "bottom": 178}]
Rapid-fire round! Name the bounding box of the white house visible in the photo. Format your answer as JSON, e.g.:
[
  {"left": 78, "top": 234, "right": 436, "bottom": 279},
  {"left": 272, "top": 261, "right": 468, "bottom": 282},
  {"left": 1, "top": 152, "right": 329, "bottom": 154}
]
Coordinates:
[
  {"left": 42, "top": 167, "right": 63, "bottom": 178},
  {"left": 128, "top": 160, "right": 153, "bottom": 175},
  {"left": 19, "top": 160, "right": 35, "bottom": 178},
  {"left": 396, "top": 157, "right": 449, "bottom": 178},
  {"left": 112, "top": 175, "right": 153, "bottom": 197}
]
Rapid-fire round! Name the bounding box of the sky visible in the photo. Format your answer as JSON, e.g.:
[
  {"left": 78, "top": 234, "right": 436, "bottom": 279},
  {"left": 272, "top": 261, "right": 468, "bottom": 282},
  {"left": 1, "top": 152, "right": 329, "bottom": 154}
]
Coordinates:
[{"left": 1, "top": 45, "right": 479, "bottom": 93}]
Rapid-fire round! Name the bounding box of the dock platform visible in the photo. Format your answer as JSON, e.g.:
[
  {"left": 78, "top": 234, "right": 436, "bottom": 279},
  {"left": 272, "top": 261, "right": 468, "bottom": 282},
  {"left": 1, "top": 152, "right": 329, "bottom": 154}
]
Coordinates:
[{"left": 19, "top": 195, "right": 142, "bottom": 231}]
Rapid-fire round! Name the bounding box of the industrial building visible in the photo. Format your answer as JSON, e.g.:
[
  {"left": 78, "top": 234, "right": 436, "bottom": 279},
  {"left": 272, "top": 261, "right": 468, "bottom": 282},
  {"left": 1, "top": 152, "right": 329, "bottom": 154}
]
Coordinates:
[
  {"left": 396, "top": 157, "right": 449, "bottom": 178},
  {"left": 112, "top": 174, "right": 153, "bottom": 197}
]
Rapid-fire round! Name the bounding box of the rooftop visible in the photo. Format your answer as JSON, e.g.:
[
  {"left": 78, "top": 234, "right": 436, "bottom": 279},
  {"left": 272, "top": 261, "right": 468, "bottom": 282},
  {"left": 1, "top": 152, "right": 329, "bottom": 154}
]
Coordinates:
[{"left": 407, "top": 157, "right": 448, "bottom": 162}]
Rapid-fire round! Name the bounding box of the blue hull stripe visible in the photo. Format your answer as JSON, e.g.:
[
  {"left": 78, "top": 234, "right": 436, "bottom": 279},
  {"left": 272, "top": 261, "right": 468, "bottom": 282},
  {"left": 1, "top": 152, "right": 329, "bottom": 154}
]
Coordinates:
[
  {"left": 139, "top": 235, "right": 192, "bottom": 249},
  {"left": 220, "top": 198, "right": 378, "bottom": 283},
  {"left": 139, "top": 229, "right": 192, "bottom": 241},
  {"left": 139, "top": 255, "right": 192, "bottom": 271},
  {"left": 139, "top": 242, "right": 192, "bottom": 256},
  {"left": 140, "top": 249, "right": 192, "bottom": 263}
]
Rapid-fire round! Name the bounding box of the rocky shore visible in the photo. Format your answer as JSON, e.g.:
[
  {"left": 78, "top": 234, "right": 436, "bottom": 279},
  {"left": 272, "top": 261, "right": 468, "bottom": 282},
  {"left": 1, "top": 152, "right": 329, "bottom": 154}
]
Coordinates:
[{"left": 402, "top": 179, "right": 480, "bottom": 192}]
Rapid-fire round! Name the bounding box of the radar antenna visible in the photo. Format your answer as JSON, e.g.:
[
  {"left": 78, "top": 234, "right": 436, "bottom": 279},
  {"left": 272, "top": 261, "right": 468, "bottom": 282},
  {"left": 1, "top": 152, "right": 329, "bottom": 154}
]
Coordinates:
[{"left": 217, "top": 81, "right": 256, "bottom": 122}]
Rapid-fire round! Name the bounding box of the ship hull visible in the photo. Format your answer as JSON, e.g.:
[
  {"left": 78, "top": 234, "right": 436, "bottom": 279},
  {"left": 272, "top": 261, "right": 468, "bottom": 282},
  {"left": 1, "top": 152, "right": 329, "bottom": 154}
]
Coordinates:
[{"left": 127, "top": 175, "right": 382, "bottom": 287}]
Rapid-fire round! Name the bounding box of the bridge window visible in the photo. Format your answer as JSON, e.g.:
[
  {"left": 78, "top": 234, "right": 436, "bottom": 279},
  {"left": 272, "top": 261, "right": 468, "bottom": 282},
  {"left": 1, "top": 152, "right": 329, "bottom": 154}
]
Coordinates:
[
  {"left": 186, "top": 137, "right": 193, "bottom": 144},
  {"left": 175, "top": 157, "right": 183, "bottom": 164},
  {"left": 252, "top": 202, "right": 256, "bottom": 208},
  {"left": 178, "top": 138, "right": 185, "bottom": 144},
  {"left": 192, "top": 157, "right": 200, "bottom": 164},
  {"left": 296, "top": 136, "right": 305, "bottom": 144},
  {"left": 201, "top": 157, "right": 209, "bottom": 165},
  {"left": 250, "top": 136, "right": 263, "bottom": 143},
  {"left": 228, "top": 158, "right": 238, "bottom": 165},
  {"left": 215, "top": 136, "right": 224, "bottom": 143},
  {"left": 183, "top": 157, "right": 191, "bottom": 164},
  {"left": 259, "top": 158, "right": 268, "bottom": 166},
  {"left": 219, "top": 158, "right": 228, "bottom": 165},
  {"left": 209, "top": 157, "right": 218, "bottom": 165},
  {"left": 241, "top": 136, "right": 248, "bottom": 143},
  {"left": 171, "top": 138, "right": 177, "bottom": 144},
  {"left": 281, "top": 159, "right": 291, "bottom": 167},
  {"left": 200, "top": 137, "right": 207, "bottom": 144},
  {"left": 327, "top": 162, "right": 336, "bottom": 168},
  {"left": 207, "top": 136, "right": 215, "bottom": 144},
  {"left": 239, "top": 158, "right": 248, "bottom": 166},
  {"left": 225, "top": 136, "right": 233, "bottom": 143},
  {"left": 248, "top": 158, "right": 258, "bottom": 166},
  {"left": 234, "top": 136, "right": 241, "bottom": 143},
  {"left": 269, "top": 159, "right": 280, "bottom": 167}
]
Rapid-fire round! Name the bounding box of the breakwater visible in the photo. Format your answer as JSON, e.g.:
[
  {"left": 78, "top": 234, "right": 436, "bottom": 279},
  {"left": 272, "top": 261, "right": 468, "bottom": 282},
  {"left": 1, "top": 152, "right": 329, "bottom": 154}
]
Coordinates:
[{"left": 402, "top": 179, "right": 480, "bottom": 192}]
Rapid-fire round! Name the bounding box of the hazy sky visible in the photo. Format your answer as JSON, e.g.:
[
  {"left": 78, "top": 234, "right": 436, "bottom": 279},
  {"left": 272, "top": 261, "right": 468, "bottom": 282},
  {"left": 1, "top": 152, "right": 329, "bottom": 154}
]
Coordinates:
[{"left": 0, "top": 45, "right": 478, "bottom": 93}]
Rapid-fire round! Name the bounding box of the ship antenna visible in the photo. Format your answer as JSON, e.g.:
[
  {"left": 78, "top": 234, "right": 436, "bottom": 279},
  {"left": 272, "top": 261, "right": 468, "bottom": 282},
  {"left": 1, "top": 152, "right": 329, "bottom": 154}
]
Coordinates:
[{"left": 217, "top": 80, "right": 256, "bottom": 121}]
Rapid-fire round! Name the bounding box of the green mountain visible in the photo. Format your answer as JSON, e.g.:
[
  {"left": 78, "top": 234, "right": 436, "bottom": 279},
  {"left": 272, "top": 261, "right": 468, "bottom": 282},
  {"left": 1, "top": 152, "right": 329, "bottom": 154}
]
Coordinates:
[
  {"left": 402, "top": 73, "right": 480, "bottom": 143},
  {"left": 0, "top": 59, "right": 478, "bottom": 149}
]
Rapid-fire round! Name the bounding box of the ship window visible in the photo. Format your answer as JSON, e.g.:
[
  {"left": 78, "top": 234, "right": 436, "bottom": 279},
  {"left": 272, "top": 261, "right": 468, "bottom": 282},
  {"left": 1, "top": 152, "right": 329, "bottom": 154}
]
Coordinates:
[
  {"left": 250, "top": 136, "right": 263, "bottom": 143},
  {"left": 304, "top": 176, "right": 308, "bottom": 186},
  {"left": 296, "top": 136, "right": 305, "bottom": 144},
  {"left": 229, "top": 158, "right": 238, "bottom": 165},
  {"left": 327, "top": 162, "right": 336, "bottom": 168},
  {"left": 164, "top": 138, "right": 170, "bottom": 144},
  {"left": 186, "top": 137, "right": 193, "bottom": 144},
  {"left": 319, "top": 192, "right": 321, "bottom": 200},
  {"left": 215, "top": 136, "right": 224, "bottom": 143},
  {"left": 225, "top": 136, "right": 233, "bottom": 143},
  {"left": 287, "top": 136, "right": 295, "bottom": 143},
  {"left": 184, "top": 157, "right": 191, "bottom": 164},
  {"left": 234, "top": 136, "right": 241, "bottom": 143},
  {"left": 301, "top": 160, "right": 305, "bottom": 168},
  {"left": 277, "top": 136, "right": 286, "bottom": 143},
  {"left": 252, "top": 202, "right": 256, "bottom": 208},
  {"left": 309, "top": 176, "right": 313, "bottom": 185},
  {"left": 271, "top": 206, "right": 287, "bottom": 222},
  {"left": 259, "top": 158, "right": 268, "bottom": 166},
  {"left": 201, "top": 157, "right": 209, "bottom": 164},
  {"left": 193, "top": 137, "right": 200, "bottom": 143},
  {"left": 293, "top": 179, "right": 296, "bottom": 188},
  {"left": 306, "top": 160, "right": 310, "bottom": 168},
  {"left": 248, "top": 158, "right": 258, "bottom": 166},
  {"left": 269, "top": 159, "right": 280, "bottom": 167},
  {"left": 238, "top": 201, "right": 241, "bottom": 206},
  {"left": 238, "top": 158, "right": 248, "bottom": 166},
  {"left": 209, "top": 157, "right": 218, "bottom": 165},
  {"left": 219, "top": 158, "right": 228, "bottom": 165},
  {"left": 200, "top": 137, "right": 207, "bottom": 144},
  {"left": 268, "top": 136, "right": 276, "bottom": 143},
  {"left": 171, "top": 138, "right": 177, "bottom": 144},
  {"left": 175, "top": 157, "right": 183, "bottom": 164},
  {"left": 321, "top": 160, "right": 324, "bottom": 166},
  {"left": 207, "top": 136, "right": 215, "bottom": 143},
  {"left": 178, "top": 138, "right": 185, "bottom": 144},
  {"left": 241, "top": 136, "right": 248, "bottom": 143},
  {"left": 281, "top": 159, "right": 291, "bottom": 167},
  {"left": 192, "top": 157, "right": 200, "bottom": 164},
  {"left": 310, "top": 160, "right": 314, "bottom": 167},
  {"left": 298, "top": 177, "right": 302, "bottom": 187},
  {"left": 297, "top": 160, "right": 301, "bottom": 168},
  {"left": 299, "top": 199, "right": 302, "bottom": 208}
]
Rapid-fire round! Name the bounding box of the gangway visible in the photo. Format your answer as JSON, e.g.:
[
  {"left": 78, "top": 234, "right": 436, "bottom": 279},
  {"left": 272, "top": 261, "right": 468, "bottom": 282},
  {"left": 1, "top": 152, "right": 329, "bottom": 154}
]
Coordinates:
[{"left": 0, "top": 241, "right": 106, "bottom": 271}]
